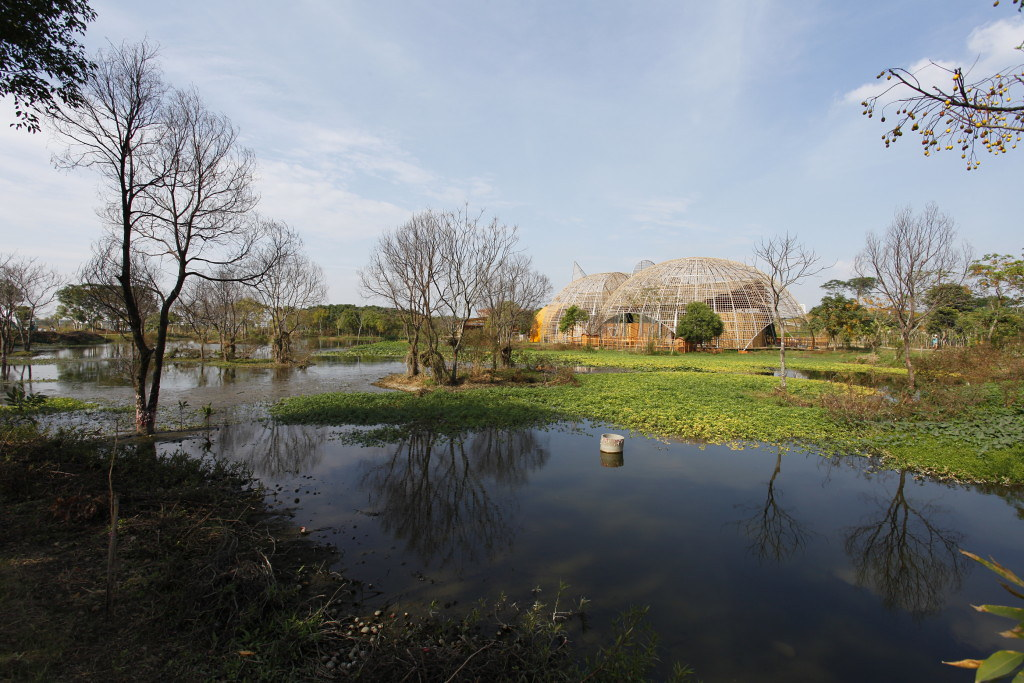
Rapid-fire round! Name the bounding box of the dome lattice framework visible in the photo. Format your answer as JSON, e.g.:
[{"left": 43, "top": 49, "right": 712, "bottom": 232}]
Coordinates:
[
  {"left": 539, "top": 270, "right": 629, "bottom": 340},
  {"left": 539, "top": 257, "right": 804, "bottom": 350}
]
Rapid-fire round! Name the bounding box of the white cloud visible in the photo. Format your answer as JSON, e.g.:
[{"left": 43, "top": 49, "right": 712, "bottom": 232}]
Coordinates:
[
  {"left": 844, "top": 16, "right": 1024, "bottom": 106},
  {"left": 966, "top": 17, "right": 1024, "bottom": 69},
  {"left": 625, "top": 197, "right": 723, "bottom": 234},
  {"left": 257, "top": 159, "right": 410, "bottom": 243},
  {"left": 0, "top": 126, "right": 99, "bottom": 278}
]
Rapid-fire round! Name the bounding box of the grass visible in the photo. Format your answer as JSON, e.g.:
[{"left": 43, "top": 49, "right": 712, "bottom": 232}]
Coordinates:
[
  {"left": 272, "top": 371, "right": 849, "bottom": 447},
  {"left": 273, "top": 344, "right": 1024, "bottom": 484},
  {"left": 0, "top": 395, "right": 97, "bottom": 413},
  {"left": 0, "top": 424, "right": 323, "bottom": 680},
  {"left": 316, "top": 340, "right": 410, "bottom": 358},
  {"left": 518, "top": 346, "right": 908, "bottom": 375}
]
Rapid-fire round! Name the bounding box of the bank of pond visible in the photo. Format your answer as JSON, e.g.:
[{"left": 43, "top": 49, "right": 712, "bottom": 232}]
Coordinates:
[{"left": 2, "top": 341, "right": 1023, "bottom": 680}]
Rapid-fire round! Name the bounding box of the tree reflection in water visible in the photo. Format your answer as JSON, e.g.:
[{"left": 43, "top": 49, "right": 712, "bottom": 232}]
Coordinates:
[
  {"left": 737, "top": 448, "right": 809, "bottom": 564},
  {"left": 844, "top": 469, "right": 966, "bottom": 617},
  {"left": 204, "top": 421, "right": 326, "bottom": 477},
  {"left": 359, "top": 428, "right": 549, "bottom": 568}
]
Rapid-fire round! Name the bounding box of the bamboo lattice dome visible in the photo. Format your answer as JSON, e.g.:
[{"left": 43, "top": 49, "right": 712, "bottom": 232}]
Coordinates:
[
  {"left": 540, "top": 271, "right": 629, "bottom": 339},
  {"left": 598, "top": 257, "right": 804, "bottom": 349}
]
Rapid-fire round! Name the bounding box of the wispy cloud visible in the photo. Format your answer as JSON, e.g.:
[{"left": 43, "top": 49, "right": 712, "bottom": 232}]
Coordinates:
[
  {"left": 844, "top": 16, "right": 1024, "bottom": 106},
  {"left": 626, "top": 197, "right": 720, "bottom": 234}
]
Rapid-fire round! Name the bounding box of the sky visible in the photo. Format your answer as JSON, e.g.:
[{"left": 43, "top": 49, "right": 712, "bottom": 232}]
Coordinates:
[{"left": 2, "top": 0, "right": 1023, "bottom": 310}]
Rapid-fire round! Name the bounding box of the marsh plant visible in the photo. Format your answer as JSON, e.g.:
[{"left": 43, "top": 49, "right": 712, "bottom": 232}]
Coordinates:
[
  {"left": 3, "top": 382, "right": 47, "bottom": 411},
  {"left": 945, "top": 552, "right": 1024, "bottom": 681}
]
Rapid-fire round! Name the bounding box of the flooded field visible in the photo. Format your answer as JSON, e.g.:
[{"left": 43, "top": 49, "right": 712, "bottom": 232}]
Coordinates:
[
  {"left": 1, "top": 342, "right": 401, "bottom": 415},
  {"left": 5, "top": 343, "right": 1023, "bottom": 681}
]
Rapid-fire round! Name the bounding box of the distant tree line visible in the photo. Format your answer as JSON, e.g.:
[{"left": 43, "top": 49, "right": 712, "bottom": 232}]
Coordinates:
[
  {"left": 810, "top": 255, "right": 1024, "bottom": 353},
  {"left": 53, "top": 282, "right": 403, "bottom": 354}
]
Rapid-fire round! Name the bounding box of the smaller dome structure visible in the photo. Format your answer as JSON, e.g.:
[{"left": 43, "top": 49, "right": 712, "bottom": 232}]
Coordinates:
[{"left": 539, "top": 271, "right": 629, "bottom": 340}]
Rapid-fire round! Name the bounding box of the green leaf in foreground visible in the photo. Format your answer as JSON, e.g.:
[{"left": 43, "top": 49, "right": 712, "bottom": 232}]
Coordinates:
[{"left": 974, "top": 650, "right": 1024, "bottom": 682}]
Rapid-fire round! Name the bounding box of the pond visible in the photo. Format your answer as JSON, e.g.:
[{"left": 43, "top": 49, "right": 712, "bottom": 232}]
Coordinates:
[
  {"left": 1, "top": 342, "right": 403, "bottom": 416},
  {"left": 8, "top": 343, "right": 1024, "bottom": 681},
  {"left": 168, "top": 425, "right": 1023, "bottom": 682}
]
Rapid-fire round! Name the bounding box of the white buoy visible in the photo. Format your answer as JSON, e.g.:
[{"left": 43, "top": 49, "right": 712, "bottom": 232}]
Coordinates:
[{"left": 600, "top": 433, "right": 624, "bottom": 453}]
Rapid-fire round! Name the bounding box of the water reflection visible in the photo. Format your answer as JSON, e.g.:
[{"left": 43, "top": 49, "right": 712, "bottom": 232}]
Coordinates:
[
  {"left": 844, "top": 470, "right": 966, "bottom": 617},
  {"left": 358, "top": 428, "right": 549, "bottom": 568},
  {"left": 156, "top": 416, "right": 1024, "bottom": 682},
  {"left": 737, "top": 449, "right": 809, "bottom": 564},
  {"left": 600, "top": 451, "right": 624, "bottom": 468},
  {"left": 202, "top": 421, "right": 327, "bottom": 477}
]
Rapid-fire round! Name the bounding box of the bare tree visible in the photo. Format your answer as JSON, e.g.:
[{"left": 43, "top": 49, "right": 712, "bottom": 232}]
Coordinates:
[
  {"left": 361, "top": 208, "right": 532, "bottom": 384},
  {"left": 861, "top": 2, "right": 1024, "bottom": 170},
  {"left": 360, "top": 211, "right": 443, "bottom": 377},
  {"left": 50, "top": 41, "right": 263, "bottom": 433},
  {"left": 0, "top": 253, "right": 19, "bottom": 373},
  {"left": 432, "top": 208, "right": 518, "bottom": 384},
  {"left": 0, "top": 254, "right": 63, "bottom": 369},
  {"left": 178, "top": 268, "right": 258, "bottom": 361},
  {"left": 752, "top": 233, "right": 825, "bottom": 390},
  {"left": 15, "top": 259, "right": 63, "bottom": 351},
  {"left": 855, "top": 204, "right": 972, "bottom": 391},
  {"left": 250, "top": 222, "right": 327, "bottom": 364},
  {"left": 176, "top": 278, "right": 215, "bottom": 360},
  {"left": 78, "top": 234, "right": 161, "bottom": 334},
  {"left": 844, "top": 470, "right": 966, "bottom": 617},
  {"left": 481, "top": 253, "right": 551, "bottom": 369}
]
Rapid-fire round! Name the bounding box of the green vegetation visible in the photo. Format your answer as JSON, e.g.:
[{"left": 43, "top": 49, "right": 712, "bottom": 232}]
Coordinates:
[
  {"left": 317, "top": 340, "right": 411, "bottom": 358},
  {"left": 273, "top": 371, "right": 845, "bottom": 445},
  {"left": 1, "top": 383, "right": 95, "bottom": 413},
  {"left": 272, "top": 387, "right": 563, "bottom": 440},
  {"left": 559, "top": 305, "right": 589, "bottom": 335},
  {"left": 275, "top": 345, "right": 1024, "bottom": 484},
  {"left": 675, "top": 301, "right": 724, "bottom": 349},
  {"left": 520, "top": 346, "right": 907, "bottom": 375}
]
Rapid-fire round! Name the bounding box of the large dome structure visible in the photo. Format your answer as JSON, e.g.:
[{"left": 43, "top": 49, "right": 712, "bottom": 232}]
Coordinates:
[
  {"left": 599, "top": 257, "right": 803, "bottom": 349},
  {"left": 536, "top": 257, "right": 805, "bottom": 350},
  {"left": 535, "top": 270, "right": 629, "bottom": 341}
]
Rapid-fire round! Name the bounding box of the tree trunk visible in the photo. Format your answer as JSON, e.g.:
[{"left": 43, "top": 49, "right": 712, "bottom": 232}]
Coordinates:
[
  {"left": 449, "top": 341, "right": 460, "bottom": 385},
  {"left": 778, "top": 337, "right": 788, "bottom": 391},
  {"left": 776, "top": 309, "right": 788, "bottom": 392},
  {"left": 902, "top": 329, "right": 916, "bottom": 392},
  {"left": 272, "top": 325, "right": 291, "bottom": 364},
  {"left": 401, "top": 321, "right": 420, "bottom": 377}
]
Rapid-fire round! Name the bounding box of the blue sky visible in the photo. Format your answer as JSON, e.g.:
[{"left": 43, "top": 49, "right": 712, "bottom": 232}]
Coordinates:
[{"left": 2, "top": 0, "right": 1022, "bottom": 309}]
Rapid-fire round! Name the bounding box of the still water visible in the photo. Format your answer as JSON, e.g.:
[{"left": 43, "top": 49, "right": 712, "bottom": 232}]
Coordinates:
[
  {"left": 7, "top": 344, "right": 1024, "bottom": 680},
  {"left": 1, "top": 342, "right": 402, "bottom": 411},
  {"left": 167, "top": 422, "right": 1023, "bottom": 682}
]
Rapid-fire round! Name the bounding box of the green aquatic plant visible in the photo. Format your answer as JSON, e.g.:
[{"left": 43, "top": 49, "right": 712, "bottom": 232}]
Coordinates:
[
  {"left": 518, "top": 347, "right": 907, "bottom": 376},
  {"left": 4, "top": 383, "right": 48, "bottom": 411},
  {"left": 316, "top": 340, "right": 410, "bottom": 358},
  {"left": 945, "top": 552, "right": 1024, "bottom": 681}
]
